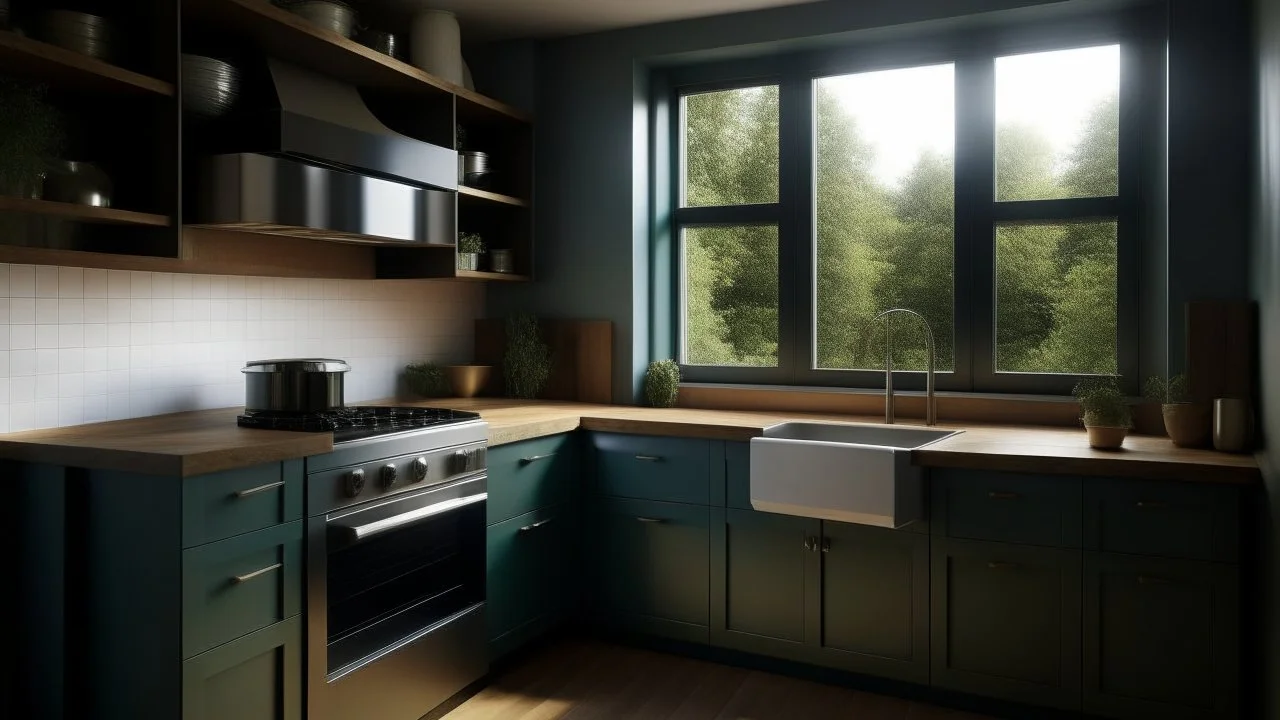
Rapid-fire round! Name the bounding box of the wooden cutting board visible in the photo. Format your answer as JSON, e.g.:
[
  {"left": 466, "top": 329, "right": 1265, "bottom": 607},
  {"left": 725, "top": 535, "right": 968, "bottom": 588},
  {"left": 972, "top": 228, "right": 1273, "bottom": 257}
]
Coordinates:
[
  {"left": 1186, "top": 300, "right": 1256, "bottom": 403},
  {"left": 474, "top": 318, "right": 613, "bottom": 403}
]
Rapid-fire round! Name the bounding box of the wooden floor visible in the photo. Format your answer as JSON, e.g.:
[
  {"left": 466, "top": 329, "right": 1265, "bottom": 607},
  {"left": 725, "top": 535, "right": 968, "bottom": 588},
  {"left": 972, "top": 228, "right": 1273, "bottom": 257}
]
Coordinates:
[{"left": 443, "top": 640, "right": 999, "bottom": 720}]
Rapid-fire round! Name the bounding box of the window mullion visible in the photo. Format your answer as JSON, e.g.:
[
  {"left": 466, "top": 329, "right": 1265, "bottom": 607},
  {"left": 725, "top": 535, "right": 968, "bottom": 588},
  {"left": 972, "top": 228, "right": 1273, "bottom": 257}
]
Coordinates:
[
  {"left": 955, "top": 57, "right": 995, "bottom": 392},
  {"left": 778, "top": 70, "right": 812, "bottom": 384}
]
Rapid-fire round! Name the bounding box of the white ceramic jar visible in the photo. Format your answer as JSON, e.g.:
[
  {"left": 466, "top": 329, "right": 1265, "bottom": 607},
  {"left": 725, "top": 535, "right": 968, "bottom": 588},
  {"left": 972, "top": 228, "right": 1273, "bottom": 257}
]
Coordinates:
[{"left": 410, "top": 10, "right": 463, "bottom": 85}]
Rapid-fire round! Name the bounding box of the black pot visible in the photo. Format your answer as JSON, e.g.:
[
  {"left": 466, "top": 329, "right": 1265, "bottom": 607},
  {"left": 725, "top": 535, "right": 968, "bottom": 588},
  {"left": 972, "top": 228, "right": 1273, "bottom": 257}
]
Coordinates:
[{"left": 242, "top": 358, "right": 350, "bottom": 413}]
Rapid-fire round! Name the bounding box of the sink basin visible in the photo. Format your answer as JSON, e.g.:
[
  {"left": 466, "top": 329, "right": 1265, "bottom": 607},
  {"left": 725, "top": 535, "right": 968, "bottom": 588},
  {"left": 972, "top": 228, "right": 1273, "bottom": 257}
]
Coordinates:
[{"left": 750, "top": 422, "right": 961, "bottom": 528}]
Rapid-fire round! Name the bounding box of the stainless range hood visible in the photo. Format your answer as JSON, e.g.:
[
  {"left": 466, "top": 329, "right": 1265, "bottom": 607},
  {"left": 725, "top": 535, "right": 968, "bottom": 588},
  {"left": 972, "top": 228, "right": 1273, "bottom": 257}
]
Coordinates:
[{"left": 189, "top": 60, "right": 457, "bottom": 246}]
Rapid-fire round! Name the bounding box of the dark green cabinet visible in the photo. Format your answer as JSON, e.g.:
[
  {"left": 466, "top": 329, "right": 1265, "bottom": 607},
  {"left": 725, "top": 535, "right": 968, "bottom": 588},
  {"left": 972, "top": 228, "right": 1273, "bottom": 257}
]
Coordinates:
[
  {"left": 595, "top": 497, "right": 711, "bottom": 643},
  {"left": 182, "top": 616, "right": 302, "bottom": 720},
  {"left": 1083, "top": 552, "right": 1239, "bottom": 720},
  {"left": 931, "top": 537, "right": 1083, "bottom": 711},
  {"left": 932, "top": 470, "right": 1082, "bottom": 548},
  {"left": 486, "top": 503, "right": 578, "bottom": 659},
  {"left": 592, "top": 433, "right": 718, "bottom": 505},
  {"left": 711, "top": 508, "right": 816, "bottom": 655},
  {"left": 818, "top": 520, "right": 929, "bottom": 684},
  {"left": 487, "top": 434, "right": 579, "bottom": 526}
]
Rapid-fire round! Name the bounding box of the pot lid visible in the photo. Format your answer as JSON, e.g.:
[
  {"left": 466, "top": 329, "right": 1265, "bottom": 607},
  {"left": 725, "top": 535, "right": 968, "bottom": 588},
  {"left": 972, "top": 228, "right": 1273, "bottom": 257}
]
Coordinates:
[{"left": 242, "top": 358, "right": 351, "bottom": 373}]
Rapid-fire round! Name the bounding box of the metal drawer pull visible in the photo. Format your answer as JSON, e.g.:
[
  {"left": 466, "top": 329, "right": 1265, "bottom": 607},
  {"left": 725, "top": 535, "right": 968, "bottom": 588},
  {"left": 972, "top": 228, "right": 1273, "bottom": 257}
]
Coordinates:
[
  {"left": 987, "top": 561, "right": 1019, "bottom": 570},
  {"left": 519, "top": 518, "right": 555, "bottom": 533},
  {"left": 804, "top": 537, "right": 818, "bottom": 552},
  {"left": 988, "top": 491, "right": 1020, "bottom": 500},
  {"left": 520, "top": 454, "right": 556, "bottom": 464},
  {"left": 1135, "top": 500, "right": 1168, "bottom": 509},
  {"left": 821, "top": 538, "right": 831, "bottom": 553},
  {"left": 634, "top": 455, "right": 663, "bottom": 462},
  {"left": 233, "top": 481, "right": 285, "bottom": 498},
  {"left": 232, "top": 562, "right": 282, "bottom": 584},
  {"left": 1138, "top": 575, "right": 1173, "bottom": 585},
  {"left": 636, "top": 516, "right": 666, "bottom": 523}
]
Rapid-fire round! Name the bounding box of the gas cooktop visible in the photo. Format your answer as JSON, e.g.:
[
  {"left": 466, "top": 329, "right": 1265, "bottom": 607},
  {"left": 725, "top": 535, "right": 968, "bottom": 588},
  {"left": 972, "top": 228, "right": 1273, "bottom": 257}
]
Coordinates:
[{"left": 237, "top": 406, "right": 482, "bottom": 444}]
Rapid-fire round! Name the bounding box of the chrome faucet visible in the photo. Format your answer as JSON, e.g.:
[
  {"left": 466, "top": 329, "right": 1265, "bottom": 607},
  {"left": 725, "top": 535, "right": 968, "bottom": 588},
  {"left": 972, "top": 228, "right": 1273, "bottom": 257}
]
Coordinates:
[{"left": 873, "top": 308, "right": 937, "bottom": 426}]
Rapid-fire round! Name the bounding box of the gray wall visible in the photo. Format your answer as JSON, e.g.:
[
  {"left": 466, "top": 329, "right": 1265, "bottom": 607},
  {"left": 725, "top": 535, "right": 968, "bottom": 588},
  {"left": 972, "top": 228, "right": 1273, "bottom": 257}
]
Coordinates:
[
  {"left": 481, "top": 0, "right": 1252, "bottom": 403},
  {"left": 1252, "top": 0, "right": 1280, "bottom": 715}
]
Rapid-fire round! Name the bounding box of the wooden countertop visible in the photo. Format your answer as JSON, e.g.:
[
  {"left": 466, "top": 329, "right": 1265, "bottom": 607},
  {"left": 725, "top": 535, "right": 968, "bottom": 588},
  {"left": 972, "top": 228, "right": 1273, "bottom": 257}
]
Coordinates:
[{"left": 0, "top": 399, "right": 1260, "bottom": 484}]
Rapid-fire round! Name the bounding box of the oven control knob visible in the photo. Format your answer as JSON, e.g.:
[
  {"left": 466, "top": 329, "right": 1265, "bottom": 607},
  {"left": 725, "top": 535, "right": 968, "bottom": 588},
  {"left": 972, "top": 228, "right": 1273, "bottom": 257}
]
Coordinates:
[
  {"left": 380, "top": 464, "right": 398, "bottom": 490},
  {"left": 344, "top": 469, "right": 366, "bottom": 498},
  {"left": 411, "top": 457, "right": 428, "bottom": 482}
]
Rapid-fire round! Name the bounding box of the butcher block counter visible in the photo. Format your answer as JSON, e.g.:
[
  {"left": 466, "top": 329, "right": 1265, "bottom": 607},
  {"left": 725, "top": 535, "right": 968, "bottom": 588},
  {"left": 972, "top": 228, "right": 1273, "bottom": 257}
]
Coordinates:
[{"left": 0, "top": 398, "right": 1260, "bottom": 483}]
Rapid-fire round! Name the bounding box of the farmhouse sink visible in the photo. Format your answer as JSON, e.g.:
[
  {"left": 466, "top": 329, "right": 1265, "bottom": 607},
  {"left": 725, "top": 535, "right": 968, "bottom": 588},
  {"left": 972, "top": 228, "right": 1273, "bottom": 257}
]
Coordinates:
[{"left": 749, "top": 422, "right": 961, "bottom": 528}]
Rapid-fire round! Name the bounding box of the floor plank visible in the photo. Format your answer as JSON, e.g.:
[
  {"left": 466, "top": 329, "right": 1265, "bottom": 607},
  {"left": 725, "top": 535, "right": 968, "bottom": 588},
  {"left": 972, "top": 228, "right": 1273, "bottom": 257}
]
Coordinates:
[{"left": 443, "top": 640, "right": 1000, "bottom": 720}]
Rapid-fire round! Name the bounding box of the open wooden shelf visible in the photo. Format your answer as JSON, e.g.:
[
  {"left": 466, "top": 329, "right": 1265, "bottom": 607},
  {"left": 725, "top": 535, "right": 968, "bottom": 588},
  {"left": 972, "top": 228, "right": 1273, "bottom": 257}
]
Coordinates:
[
  {"left": 458, "top": 185, "right": 530, "bottom": 207},
  {"left": 0, "top": 31, "right": 175, "bottom": 96},
  {"left": 0, "top": 197, "right": 172, "bottom": 226},
  {"left": 456, "top": 270, "right": 531, "bottom": 282},
  {"left": 183, "top": 0, "right": 531, "bottom": 123}
]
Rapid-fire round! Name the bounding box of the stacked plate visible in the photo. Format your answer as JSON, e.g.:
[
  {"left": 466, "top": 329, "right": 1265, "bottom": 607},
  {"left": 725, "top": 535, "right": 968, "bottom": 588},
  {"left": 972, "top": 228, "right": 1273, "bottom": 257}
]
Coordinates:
[
  {"left": 182, "top": 54, "right": 240, "bottom": 119},
  {"left": 39, "top": 10, "right": 116, "bottom": 61}
]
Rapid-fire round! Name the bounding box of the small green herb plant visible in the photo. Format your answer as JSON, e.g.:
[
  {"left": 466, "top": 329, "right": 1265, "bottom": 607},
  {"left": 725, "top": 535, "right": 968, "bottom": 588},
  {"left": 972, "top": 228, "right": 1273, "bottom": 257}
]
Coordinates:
[
  {"left": 0, "top": 79, "right": 64, "bottom": 198},
  {"left": 644, "top": 359, "right": 681, "bottom": 408},
  {"left": 1073, "top": 377, "right": 1132, "bottom": 428},
  {"left": 404, "top": 362, "right": 451, "bottom": 398},
  {"left": 504, "top": 312, "right": 551, "bottom": 399},
  {"left": 458, "top": 233, "right": 485, "bottom": 255},
  {"left": 1142, "top": 374, "right": 1190, "bottom": 405}
]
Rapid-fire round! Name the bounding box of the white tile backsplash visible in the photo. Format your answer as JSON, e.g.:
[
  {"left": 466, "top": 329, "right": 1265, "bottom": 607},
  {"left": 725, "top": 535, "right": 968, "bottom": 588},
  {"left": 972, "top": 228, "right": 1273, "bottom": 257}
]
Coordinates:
[{"left": 0, "top": 264, "right": 485, "bottom": 432}]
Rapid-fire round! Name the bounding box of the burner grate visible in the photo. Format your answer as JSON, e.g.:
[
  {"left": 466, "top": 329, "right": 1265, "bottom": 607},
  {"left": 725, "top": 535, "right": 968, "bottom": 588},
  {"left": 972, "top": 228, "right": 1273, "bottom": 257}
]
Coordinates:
[{"left": 237, "top": 406, "right": 480, "bottom": 438}]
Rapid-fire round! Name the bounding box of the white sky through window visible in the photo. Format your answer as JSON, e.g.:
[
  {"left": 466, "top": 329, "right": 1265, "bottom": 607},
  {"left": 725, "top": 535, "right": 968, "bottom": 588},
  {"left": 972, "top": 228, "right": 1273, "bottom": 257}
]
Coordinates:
[{"left": 819, "top": 45, "right": 1119, "bottom": 188}]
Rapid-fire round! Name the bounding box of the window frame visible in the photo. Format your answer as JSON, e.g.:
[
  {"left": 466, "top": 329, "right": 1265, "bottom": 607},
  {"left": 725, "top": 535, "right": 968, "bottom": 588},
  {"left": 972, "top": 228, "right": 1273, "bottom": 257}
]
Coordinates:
[{"left": 663, "top": 7, "right": 1157, "bottom": 395}]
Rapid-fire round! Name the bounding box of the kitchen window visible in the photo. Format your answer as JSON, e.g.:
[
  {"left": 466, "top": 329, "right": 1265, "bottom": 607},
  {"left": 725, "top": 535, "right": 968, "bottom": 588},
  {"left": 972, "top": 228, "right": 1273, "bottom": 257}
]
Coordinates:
[{"left": 668, "top": 24, "right": 1143, "bottom": 394}]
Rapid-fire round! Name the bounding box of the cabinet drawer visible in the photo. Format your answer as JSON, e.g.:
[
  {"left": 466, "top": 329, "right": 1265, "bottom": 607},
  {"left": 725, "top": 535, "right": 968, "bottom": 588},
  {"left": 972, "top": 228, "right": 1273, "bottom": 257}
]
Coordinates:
[
  {"left": 487, "top": 434, "right": 578, "bottom": 526},
  {"left": 487, "top": 503, "right": 577, "bottom": 646},
  {"left": 182, "top": 616, "right": 302, "bottom": 720},
  {"left": 593, "top": 433, "right": 711, "bottom": 504},
  {"left": 183, "top": 521, "right": 303, "bottom": 659},
  {"left": 183, "top": 461, "right": 303, "bottom": 548},
  {"left": 1084, "top": 552, "right": 1239, "bottom": 719},
  {"left": 933, "top": 470, "right": 1082, "bottom": 548},
  {"left": 596, "top": 498, "right": 711, "bottom": 635},
  {"left": 1085, "top": 479, "right": 1239, "bottom": 562}
]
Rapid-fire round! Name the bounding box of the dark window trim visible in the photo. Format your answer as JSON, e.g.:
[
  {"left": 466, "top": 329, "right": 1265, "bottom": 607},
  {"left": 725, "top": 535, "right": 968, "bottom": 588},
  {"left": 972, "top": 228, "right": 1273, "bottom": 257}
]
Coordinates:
[{"left": 660, "top": 4, "right": 1162, "bottom": 395}]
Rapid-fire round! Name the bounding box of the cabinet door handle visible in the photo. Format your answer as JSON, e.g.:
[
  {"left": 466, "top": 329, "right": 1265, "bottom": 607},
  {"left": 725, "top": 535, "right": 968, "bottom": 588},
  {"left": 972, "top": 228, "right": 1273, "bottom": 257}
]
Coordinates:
[
  {"left": 636, "top": 516, "right": 665, "bottom": 523},
  {"left": 820, "top": 537, "right": 831, "bottom": 553},
  {"left": 519, "top": 518, "right": 555, "bottom": 533},
  {"left": 520, "top": 454, "right": 555, "bottom": 464},
  {"left": 988, "top": 491, "right": 1020, "bottom": 500},
  {"left": 1138, "top": 575, "right": 1173, "bottom": 585},
  {"left": 804, "top": 537, "right": 818, "bottom": 552},
  {"left": 1135, "top": 500, "right": 1168, "bottom": 509},
  {"left": 232, "top": 562, "right": 283, "bottom": 584},
  {"left": 634, "top": 455, "right": 663, "bottom": 462},
  {"left": 232, "top": 481, "right": 285, "bottom": 498},
  {"left": 987, "top": 561, "right": 1019, "bottom": 570}
]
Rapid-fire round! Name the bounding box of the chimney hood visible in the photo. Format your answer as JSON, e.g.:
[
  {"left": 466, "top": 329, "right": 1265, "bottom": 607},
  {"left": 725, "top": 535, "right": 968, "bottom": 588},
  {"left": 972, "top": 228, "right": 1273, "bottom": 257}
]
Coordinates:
[{"left": 189, "top": 59, "right": 457, "bottom": 246}]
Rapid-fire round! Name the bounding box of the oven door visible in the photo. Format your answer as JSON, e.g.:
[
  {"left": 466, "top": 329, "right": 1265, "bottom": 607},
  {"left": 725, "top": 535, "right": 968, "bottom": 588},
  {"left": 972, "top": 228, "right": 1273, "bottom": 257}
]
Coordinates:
[{"left": 308, "top": 474, "right": 487, "bottom": 720}]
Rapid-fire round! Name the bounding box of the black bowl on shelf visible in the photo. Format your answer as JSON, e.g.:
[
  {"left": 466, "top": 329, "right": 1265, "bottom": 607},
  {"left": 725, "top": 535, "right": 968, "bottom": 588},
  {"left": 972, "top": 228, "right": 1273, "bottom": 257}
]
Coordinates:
[{"left": 182, "top": 54, "right": 241, "bottom": 118}]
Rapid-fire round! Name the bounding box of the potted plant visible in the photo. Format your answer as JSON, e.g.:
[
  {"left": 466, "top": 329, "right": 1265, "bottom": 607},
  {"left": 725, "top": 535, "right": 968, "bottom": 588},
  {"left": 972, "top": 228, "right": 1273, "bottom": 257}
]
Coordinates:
[
  {"left": 1073, "top": 377, "right": 1132, "bottom": 450},
  {"left": 457, "top": 232, "right": 485, "bottom": 271},
  {"left": 1143, "top": 374, "right": 1211, "bottom": 448},
  {"left": 404, "top": 362, "right": 451, "bottom": 398},
  {"left": 645, "top": 359, "right": 681, "bottom": 408},
  {"left": 503, "top": 312, "right": 551, "bottom": 399},
  {"left": 0, "top": 79, "right": 64, "bottom": 199}
]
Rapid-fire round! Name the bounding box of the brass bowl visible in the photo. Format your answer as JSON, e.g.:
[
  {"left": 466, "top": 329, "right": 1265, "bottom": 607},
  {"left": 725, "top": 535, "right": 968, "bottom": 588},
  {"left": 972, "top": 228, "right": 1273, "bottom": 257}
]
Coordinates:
[{"left": 445, "top": 365, "right": 491, "bottom": 398}]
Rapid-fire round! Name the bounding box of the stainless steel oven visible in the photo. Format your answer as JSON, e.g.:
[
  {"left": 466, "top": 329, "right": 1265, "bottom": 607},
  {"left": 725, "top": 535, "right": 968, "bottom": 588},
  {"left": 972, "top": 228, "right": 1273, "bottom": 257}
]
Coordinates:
[{"left": 306, "top": 422, "right": 489, "bottom": 720}]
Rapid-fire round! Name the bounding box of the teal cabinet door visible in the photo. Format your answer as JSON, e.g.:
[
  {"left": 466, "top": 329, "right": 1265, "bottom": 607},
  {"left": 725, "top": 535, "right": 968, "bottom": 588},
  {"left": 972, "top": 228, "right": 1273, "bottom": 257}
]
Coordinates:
[
  {"left": 592, "top": 433, "right": 715, "bottom": 505},
  {"left": 486, "top": 503, "right": 578, "bottom": 659},
  {"left": 595, "top": 497, "right": 711, "bottom": 643},
  {"left": 818, "top": 521, "right": 929, "bottom": 684},
  {"left": 1084, "top": 479, "right": 1240, "bottom": 563},
  {"left": 725, "top": 442, "right": 751, "bottom": 509},
  {"left": 487, "top": 434, "right": 579, "bottom": 526},
  {"left": 183, "top": 461, "right": 303, "bottom": 548},
  {"left": 182, "top": 617, "right": 301, "bottom": 720},
  {"left": 932, "top": 470, "right": 1082, "bottom": 548},
  {"left": 931, "top": 538, "right": 1082, "bottom": 711},
  {"left": 710, "top": 508, "right": 817, "bottom": 658},
  {"left": 1083, "top": 552, "right": 1238, "bottom": 720}
]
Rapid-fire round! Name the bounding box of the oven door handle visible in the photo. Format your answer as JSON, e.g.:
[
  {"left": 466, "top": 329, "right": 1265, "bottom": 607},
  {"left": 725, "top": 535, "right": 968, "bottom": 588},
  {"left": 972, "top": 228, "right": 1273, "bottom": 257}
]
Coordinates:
[{"left": 331, "top": 492, "right": 488, "bottom": 543}]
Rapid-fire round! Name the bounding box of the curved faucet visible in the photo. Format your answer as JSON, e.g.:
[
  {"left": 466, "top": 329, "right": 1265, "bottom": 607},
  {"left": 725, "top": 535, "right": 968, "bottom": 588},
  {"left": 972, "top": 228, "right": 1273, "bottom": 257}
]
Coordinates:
[{"left": 873, "top": 308, "right": 937, "bottom": 426}]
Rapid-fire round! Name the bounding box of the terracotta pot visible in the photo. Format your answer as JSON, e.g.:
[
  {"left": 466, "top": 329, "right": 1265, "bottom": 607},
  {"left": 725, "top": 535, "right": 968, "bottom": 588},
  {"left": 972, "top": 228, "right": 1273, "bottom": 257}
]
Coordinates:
[
  {"left": 1162, "top": 402, "right": 1212, "bottom": 448},
  {"left": 1085, "top": 425, "right": 1128, "bottom": 450},
  {"left": 445, "top": 365, "right": 491, "bottom": 398}
]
